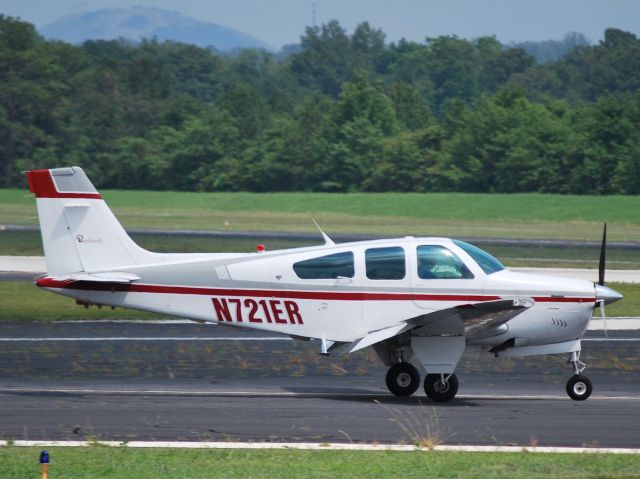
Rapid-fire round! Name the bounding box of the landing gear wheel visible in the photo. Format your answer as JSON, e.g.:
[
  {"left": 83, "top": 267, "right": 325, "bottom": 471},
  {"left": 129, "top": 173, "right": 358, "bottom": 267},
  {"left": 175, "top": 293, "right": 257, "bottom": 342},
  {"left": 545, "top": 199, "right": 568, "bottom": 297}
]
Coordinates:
[
  {"left": 386, "top": 362, "right": 420, "bottom": 397},
  {"left": 424, "top": 373, "right": 458, "bottom": 402},
  {"left": 566, "top": 374, "right": 592, "bottom": 401}
]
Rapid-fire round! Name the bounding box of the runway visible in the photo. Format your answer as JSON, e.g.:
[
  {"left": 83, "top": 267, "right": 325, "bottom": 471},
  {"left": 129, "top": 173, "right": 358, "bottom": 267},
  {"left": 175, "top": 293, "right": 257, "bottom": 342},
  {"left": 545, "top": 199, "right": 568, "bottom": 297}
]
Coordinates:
[
  {"left": 0, "top": 322, "right": 638, "bottom": 448},
  {"left": 1, "top": 383, "right": 639, "bottom": 447}
]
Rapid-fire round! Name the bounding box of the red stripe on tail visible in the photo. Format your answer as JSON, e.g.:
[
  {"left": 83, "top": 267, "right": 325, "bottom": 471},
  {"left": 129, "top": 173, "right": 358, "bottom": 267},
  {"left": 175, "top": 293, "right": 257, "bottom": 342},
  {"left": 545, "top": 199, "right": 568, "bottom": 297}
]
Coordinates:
[{"left": 26, "top": 169, "right": 102, "bottom": 199}]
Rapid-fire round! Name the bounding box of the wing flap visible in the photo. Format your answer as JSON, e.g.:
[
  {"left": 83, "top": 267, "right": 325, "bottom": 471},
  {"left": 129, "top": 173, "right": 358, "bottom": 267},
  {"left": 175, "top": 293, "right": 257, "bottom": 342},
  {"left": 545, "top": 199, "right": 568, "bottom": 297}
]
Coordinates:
[{"left": 347, "top": 323, "right": 409, "bottom": 353}]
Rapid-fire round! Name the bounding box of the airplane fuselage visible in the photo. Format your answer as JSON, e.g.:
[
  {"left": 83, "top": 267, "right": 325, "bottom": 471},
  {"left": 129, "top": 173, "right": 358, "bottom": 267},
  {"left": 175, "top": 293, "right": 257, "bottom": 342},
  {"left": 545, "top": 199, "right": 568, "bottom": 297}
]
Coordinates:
[{"left": 38, "top": 237, "right": 597, "bottom": 348}]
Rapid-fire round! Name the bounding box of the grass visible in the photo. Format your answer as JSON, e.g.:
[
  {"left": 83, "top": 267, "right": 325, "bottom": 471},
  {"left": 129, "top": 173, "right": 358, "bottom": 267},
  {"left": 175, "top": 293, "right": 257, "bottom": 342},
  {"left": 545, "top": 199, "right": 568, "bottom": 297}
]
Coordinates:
[
  {"left": 0, "top": 231, "right": 315, "bottom": 256},
  {"left": 0, "top": 447, "right": 639, "bottom": 479},
  {"left": 0, "top": 281, "right": 637, "bottom": 321},
  {"left": 481, "top": 244, "right": 640, "bottom": 270},
  {"left": 2, "top": 188, "right": 640, "bottom": 240},
  {"left": 0, "top": 281, "right": 161, "bottom": 321},
  {"left": 605, "top": 283, "right": 640, "bottom": 317}
]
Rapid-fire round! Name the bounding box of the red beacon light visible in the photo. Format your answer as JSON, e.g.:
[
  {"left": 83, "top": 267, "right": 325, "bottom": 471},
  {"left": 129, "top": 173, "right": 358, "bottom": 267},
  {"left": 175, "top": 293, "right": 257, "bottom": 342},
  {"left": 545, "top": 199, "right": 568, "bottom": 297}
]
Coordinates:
[{"left": 256, "top": 244, "right": 266, "bottom": 253}]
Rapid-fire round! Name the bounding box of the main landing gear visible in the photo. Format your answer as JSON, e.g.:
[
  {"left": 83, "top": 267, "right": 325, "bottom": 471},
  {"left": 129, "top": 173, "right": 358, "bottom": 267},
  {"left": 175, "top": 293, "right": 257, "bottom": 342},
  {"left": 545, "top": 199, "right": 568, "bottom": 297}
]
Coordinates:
[
  {"left": 385, "top": 363, "right": 459, "bottom": 402},
  {"left": 566, "top": 351, "right": 592, "bottom": 401},
  {"left": 424, "top": 373, "right": 459, "bottom": 402},
  {"left": 386, "top": 362, "right": 420, "bottom": 397}
]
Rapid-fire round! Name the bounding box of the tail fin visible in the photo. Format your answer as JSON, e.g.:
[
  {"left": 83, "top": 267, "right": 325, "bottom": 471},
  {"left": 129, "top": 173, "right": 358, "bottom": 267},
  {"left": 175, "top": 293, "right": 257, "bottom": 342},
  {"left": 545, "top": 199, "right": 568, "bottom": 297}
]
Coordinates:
[{"left": 27, "top": 167, "right": 155, "bottom": 276}]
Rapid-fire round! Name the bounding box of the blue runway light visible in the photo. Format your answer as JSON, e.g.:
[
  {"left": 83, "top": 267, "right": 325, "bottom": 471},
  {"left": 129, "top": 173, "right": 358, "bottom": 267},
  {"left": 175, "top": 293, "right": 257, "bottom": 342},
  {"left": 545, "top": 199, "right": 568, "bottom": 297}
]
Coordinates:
[{"left": 40, "top": 450, "right": 50, "bottom": 479}]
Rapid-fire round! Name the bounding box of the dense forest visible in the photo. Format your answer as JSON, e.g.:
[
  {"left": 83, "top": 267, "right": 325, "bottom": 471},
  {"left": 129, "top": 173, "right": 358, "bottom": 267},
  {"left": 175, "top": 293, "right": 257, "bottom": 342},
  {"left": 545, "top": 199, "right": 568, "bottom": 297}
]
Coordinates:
[{"left": 1, "top": 16, "right": 639, "bottom": 193}]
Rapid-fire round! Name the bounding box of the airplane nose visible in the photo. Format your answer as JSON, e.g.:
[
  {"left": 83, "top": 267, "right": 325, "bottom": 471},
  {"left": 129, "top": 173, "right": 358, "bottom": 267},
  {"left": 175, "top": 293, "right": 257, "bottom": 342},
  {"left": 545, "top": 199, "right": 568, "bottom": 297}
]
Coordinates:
[{"left": 595, "top": 284, "right": 623, "bottom": 305}]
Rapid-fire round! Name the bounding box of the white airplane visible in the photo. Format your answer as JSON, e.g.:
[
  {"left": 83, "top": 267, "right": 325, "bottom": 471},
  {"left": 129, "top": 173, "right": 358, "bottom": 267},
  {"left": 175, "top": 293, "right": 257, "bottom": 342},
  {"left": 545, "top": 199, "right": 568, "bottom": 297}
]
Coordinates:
[{"left": 27, "top": 167, "right": 623, "bottom": 402}]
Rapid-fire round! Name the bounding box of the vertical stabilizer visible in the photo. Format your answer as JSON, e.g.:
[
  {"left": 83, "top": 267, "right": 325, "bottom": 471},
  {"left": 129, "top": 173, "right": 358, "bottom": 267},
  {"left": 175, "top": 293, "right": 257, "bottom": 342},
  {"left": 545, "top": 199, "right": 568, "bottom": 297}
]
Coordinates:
[{"left": 27, "top": 167, "right": 155, "bottom": 276}]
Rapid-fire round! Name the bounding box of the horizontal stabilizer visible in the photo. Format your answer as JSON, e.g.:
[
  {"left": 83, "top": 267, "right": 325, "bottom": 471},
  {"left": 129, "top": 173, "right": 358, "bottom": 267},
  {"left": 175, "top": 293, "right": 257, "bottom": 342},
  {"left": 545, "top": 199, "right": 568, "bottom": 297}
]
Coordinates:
[{"left": 57, "top": 272, "right": 140, "bottom": 284}]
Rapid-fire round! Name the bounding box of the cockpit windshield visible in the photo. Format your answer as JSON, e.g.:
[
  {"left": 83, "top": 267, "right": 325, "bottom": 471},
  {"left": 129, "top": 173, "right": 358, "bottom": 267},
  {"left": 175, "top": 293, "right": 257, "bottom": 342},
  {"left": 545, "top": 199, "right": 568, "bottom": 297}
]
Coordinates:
[{"left": 453, "top": 240, "right": 505, "bottom": 275}]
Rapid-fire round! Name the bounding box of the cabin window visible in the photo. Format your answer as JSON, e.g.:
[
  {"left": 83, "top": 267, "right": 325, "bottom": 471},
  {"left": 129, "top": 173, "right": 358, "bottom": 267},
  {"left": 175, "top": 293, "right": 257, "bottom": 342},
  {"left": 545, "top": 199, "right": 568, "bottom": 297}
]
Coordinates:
[
  {"left": 365, "top": 247, "right": 406, "bottom": 280},
  {"left": 453, "top": 240, "right": 504, "bottom": 274},
  {"left": 293, "top": 252, "right": 355, "bottom": 279},
  {"left": 417, "top": 245, "right": 474, "bottom": 279}
]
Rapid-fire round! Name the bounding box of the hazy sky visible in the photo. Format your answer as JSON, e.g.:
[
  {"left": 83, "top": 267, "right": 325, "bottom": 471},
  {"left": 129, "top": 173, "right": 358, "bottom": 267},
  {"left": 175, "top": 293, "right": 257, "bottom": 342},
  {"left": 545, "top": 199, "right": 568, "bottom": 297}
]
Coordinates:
[{"left": 2, "top": 0, "right": 639, "bottom": 48}]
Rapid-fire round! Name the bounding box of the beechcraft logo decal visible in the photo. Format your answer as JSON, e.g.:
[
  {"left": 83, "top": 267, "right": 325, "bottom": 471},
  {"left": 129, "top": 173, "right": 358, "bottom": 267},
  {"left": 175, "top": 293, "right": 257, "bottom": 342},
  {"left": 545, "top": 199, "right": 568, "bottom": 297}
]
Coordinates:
[{"left": 75, "top": 234, "right": 103, "bottom": 243}]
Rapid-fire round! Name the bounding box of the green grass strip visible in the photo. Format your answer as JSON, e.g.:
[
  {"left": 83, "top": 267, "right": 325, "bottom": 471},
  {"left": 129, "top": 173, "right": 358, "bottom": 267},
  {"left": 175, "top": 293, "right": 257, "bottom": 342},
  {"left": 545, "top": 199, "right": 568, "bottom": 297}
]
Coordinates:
[
  {"left": 2, "top": 189, "right": 640, "bottom": 240},
  {"left": 1, "top": 446, "right": 638, "bottom": 479},
  {"left": 3, "top": 189, "right": 639, "bottom": 222},
  {"left": 0, "top": 281, "right": 160, "bottom": 321}
]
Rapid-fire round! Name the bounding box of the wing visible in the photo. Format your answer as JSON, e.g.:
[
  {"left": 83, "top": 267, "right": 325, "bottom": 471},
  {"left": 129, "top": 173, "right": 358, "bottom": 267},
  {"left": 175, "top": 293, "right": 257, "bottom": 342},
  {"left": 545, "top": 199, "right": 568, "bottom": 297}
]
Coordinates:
[
  {"left": 410, "top": 297, "right": 535, "bottom": 337},
  {"left": 344, "top": 297, "right": 534, "bottom": 354}
]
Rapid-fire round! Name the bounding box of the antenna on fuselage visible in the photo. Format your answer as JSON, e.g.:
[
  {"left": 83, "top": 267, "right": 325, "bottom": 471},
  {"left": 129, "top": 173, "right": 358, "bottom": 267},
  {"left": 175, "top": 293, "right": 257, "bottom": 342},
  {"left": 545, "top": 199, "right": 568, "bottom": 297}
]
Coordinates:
[{"left": 312, "top": 219, "right": 335, "bottom": 246}]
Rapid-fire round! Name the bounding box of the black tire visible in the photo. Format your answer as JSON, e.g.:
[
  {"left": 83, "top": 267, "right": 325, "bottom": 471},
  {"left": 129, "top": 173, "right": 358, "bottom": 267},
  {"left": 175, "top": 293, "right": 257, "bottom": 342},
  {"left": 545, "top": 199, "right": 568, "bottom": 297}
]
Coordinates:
[
  {"left": 424, "top": 373, "right": 459, "bottom": 402},
  {"left": 566, "top": 374, "right": 592, "bottom": 401},
  {"left": 385, "top": 362, "right": 420, "bottom": 397}
]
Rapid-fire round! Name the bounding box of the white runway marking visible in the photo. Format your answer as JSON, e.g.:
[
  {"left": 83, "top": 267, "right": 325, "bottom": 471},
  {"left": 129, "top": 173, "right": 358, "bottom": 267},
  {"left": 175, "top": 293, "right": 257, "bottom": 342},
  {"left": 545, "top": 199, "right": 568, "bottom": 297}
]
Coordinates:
[
  {"left": 582, "top": 338, "right": 640, "bottom": 341},
  {"left": 588, "top": 318, "right": 640, "bottom": 330},
  {"left": 1, "top": 439, "right": 638, "bottom": 454},
  {"left": 1, "top": 336, "right": 637, "bottom": 342},
  {"left": 512, "top": 267, "right": 640, "bottom": 284},
  {"left": 0, "top": 337, "right": 291, "bottom": 341},
  {"left": 1, "top": 387, "right": 638, "bottom": 401},
  {"left": 59, "top": 317, "right": 640, "bottom": 328},
  {"left": 59, "top": 319, "right": 201, "bottom": 324}
]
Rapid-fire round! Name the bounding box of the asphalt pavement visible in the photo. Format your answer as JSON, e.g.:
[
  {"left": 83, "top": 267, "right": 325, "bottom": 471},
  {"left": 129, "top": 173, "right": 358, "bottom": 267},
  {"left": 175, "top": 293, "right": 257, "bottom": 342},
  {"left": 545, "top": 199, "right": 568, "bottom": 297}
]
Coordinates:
[{"left": 0, "top": 321, "right": 638, "bottom": 447}]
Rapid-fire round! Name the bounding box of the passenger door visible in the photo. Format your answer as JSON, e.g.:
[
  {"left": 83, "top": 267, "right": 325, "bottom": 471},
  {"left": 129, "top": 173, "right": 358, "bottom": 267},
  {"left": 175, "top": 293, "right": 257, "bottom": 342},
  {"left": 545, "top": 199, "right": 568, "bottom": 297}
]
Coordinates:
[{"left": 362, "top": 245, "right": 415, "bottom": 331}]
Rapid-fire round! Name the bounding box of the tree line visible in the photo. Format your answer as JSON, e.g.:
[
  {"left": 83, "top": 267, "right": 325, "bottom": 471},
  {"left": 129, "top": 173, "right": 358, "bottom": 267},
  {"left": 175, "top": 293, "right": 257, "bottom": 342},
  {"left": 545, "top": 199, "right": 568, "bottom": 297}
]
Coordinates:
[{"left": 1, "top": 15, "right": 639, "bottom": 193}]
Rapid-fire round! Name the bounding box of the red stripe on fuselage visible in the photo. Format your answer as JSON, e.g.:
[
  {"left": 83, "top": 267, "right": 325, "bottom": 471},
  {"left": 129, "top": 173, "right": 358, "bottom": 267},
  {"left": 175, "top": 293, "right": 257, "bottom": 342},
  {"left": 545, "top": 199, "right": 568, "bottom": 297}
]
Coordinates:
[{"left": 35, "top": 277, "right": 595, "bottom": 303}]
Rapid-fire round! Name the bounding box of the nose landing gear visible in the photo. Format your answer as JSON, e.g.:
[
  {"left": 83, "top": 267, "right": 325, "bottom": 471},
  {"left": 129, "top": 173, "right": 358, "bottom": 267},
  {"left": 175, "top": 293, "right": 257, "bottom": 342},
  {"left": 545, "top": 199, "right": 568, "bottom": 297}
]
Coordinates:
[
  {"left": 567, "top": 374, "right": 592, "bottom": 401},
  {"left": 566, "top": 351, "right": 592, "bottom": 401}
]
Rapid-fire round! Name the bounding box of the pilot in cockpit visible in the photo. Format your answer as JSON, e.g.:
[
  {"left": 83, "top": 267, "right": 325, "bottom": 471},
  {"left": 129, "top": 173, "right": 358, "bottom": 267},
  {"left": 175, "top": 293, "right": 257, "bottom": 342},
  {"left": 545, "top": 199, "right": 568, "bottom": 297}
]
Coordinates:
[{"left": 418, "top": 254, "right": 438, "bottom": 279}]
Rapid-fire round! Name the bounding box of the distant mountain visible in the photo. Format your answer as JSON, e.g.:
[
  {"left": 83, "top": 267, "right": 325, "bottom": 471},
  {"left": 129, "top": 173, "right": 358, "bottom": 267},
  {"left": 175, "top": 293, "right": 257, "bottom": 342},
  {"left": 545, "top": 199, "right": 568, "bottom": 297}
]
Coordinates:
[{"left": 39, "top": 7, "right": 273, "bottom": 51}]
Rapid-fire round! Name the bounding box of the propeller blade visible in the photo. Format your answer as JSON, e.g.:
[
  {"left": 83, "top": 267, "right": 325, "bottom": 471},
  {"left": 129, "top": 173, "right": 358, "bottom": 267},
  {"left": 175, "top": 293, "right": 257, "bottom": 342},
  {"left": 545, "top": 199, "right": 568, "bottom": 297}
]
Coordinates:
[
  {"left": 598, "top": 222, "right": 607, "bottom": 286},
  {"left": 599, "top": 300, "right": 608, "bottom": 340}
]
